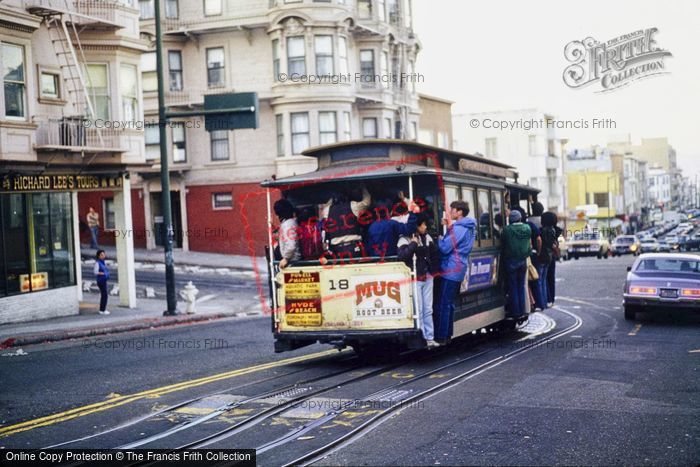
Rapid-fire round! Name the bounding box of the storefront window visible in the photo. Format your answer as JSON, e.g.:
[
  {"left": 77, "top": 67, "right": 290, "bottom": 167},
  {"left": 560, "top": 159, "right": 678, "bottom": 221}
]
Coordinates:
[
  {"left": 1, "top": 194, "right": 29, "bottom": 295},
  {"left": 0, "top": 193, "right": 75, "bottom": 297}
]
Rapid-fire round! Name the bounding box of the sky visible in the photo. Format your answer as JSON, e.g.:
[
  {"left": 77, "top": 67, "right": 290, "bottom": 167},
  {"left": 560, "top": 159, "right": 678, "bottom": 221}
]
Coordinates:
[{"left": 413, "top": 0, "right": 700, "bottom": 179}]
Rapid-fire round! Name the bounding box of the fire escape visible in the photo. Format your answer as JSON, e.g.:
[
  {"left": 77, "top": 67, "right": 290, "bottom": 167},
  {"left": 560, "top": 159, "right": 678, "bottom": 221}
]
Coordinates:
[{"left": 26, "top": 0, "right": 126, "bottom": 155}]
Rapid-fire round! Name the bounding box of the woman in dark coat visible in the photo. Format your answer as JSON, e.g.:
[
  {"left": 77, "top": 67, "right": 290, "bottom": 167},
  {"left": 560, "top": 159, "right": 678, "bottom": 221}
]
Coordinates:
[{"left": 541, "top": 211, "right": 562, "bottom": 306}]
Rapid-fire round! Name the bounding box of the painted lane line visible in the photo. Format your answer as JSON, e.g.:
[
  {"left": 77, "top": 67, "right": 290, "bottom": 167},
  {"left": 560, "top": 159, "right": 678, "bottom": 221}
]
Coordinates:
[{"left": 628, "top": 324, "right": 642, "bottom": 336}]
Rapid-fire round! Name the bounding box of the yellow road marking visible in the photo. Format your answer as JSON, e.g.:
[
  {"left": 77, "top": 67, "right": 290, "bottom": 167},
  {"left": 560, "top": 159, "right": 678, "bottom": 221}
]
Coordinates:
[
  {"left": 0, "top": 349, "right": 343, "bottom": 438},
  {"left": 628, "top": 324, "right": 642, "bottom": 336},
  {"left": 270, "top": 417, "right": 295, "bottom": 427},
  {"left": 390, "top": 372, "right": 415, "bottom": 379},
  {"left": 321, "top": 420, "right": 354, "bottom": 429}
]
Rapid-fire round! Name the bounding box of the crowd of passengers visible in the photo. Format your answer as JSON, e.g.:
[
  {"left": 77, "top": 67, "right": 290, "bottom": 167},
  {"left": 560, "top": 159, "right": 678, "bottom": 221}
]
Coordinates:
[{"left": 272, "top": 184, "right": 560, "bottom": 348}]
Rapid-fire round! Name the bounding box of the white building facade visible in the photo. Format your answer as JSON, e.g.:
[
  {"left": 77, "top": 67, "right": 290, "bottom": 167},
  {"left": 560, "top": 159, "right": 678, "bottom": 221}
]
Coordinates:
[
  {"left": 648, "top": 166, "right": 672, "bottom": 208},
  {"left": 131, "top": 0, "right": 422, "bottom": 256},
  {"left": 453, "top": 109, "right": 566, "bottom": 214}
]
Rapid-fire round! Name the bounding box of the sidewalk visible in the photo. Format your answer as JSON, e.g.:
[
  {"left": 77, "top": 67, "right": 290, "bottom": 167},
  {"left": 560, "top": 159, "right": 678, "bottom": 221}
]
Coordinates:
[
  {"left": 80, "top": 244, "right": 267, "bottom": 272},
  {"left": 0, "top": 294, "right": 267, "bottom": 350}
]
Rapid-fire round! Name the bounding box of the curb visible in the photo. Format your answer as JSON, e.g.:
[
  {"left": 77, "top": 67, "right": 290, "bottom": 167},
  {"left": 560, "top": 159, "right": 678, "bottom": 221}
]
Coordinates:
[
  {"left": 0, "top": 311, "right": 264, "bottom": 350},
  {"left": 80, "top": 252, "right": 265, "bottom": 273}
]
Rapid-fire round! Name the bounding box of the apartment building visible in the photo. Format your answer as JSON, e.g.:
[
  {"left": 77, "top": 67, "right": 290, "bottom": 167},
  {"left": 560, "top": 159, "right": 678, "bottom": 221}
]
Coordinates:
[
  {"left": 112, "top": 0, "right": 421, "bottom": 256},
  {"left": 0, "top": 0, "right": 146, "bottom": 323},
  {"left": 608, "top": 136, "right": 681, "bottom": 209},
  {"left": 417, "top": 94, "right": 452, "bottom": 149},
  {"left": 453, "top": 109, "right": 566, "bottom": 214}
]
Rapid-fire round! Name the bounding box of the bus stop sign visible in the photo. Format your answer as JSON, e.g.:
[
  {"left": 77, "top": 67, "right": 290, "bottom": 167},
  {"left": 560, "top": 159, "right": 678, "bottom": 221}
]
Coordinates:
[{"left": 204, "top": 92, "right": 259, "bottom": 132}]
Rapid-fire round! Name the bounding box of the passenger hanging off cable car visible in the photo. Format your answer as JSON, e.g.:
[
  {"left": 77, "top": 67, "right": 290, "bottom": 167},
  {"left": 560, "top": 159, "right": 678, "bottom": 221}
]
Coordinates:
[
  {"left": 398, "top": 213, "right": 441, "bottom": 348},
  {"left": 320, "top": 185, "right": 371, "bottom": 258},
  {"left": 366, "top": 195, "right": 420, "bottom": 258},
  {"left": 273, "top": 199, "right": 300, "bottom": 269}
]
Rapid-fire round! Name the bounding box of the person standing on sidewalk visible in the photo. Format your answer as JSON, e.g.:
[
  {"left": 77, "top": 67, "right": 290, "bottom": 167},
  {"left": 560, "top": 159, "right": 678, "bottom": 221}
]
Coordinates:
[
  {"left": 94, "top": 249, "right": 110, "bottom": 315},
  {"left": 87, "top": 207, "right": 100, "bottom": 249},
  {"left": 502, "top": 210, "right": 532, "bottom": 318}
]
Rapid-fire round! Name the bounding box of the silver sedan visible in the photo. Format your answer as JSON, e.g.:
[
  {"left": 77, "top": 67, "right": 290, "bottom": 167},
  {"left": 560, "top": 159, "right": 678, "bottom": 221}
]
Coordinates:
[{"left": 623, "top": 253, "right": 700, "bottom": 320}]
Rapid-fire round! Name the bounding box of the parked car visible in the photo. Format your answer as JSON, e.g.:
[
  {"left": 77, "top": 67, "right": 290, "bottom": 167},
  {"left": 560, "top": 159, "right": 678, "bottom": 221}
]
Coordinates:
[
  {"left": 657, "top": 240, "right": 672, "bottom": 253},
  {"left": 681, "top": 234, "right": 700, "bottom": 252},
  {"left": 639, "top": 238, "right": 660, "bottom": 253},
  {"left": 568, "top": 231, "right": 610, "bottom": 259},
  {"left": 611, "top": 235, "right": 641, "bottom": 257},
  {"left": 623, "top": 253, "right": 700, "bottom": 320},
  {"left": 665, "top": 235, "right": 680, "bottom": 251}
]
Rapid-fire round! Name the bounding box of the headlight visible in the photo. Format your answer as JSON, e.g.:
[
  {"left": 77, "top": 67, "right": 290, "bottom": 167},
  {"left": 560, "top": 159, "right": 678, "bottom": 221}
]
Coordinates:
[
  {"left": 629, "top": 286, "right": 657, "bottom": 295},
  {"left": 630, "top": 245, "right": 637, "bottom": 251}
]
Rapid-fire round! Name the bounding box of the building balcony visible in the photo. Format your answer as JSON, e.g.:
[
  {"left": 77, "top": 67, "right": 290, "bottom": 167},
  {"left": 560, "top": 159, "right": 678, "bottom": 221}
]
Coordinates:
[
  {"left": 34, "top": 117, "right": 129, "bottom": 154},
  {"left": 24, "top": 0, "right": 135, "bottom": 29},
  {"left": 143, "top": 87, "right": 238, "bottom": 110}
]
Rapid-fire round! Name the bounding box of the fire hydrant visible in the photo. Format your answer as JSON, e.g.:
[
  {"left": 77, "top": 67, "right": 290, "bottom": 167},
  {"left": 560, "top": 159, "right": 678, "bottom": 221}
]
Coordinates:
[{"left": 179, "top": 281, "right": 199, "bottom": 314}]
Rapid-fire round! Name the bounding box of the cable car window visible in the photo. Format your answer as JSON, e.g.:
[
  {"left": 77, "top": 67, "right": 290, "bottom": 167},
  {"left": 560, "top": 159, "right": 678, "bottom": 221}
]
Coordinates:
[
  {"left": 477, "top": 189, "right": 493, "bottom": 246},
  {"left": 444, "top": 185, "right": 459, "bottom": 208},
  {"left": 460, "top": 187, "right": 476, "bottom": 221},
  {"left": 492, "top": 190, "right": 503, "bottom": 245},
  {"left": 461, "top": 187, "right": 478, "bottom": 247}
]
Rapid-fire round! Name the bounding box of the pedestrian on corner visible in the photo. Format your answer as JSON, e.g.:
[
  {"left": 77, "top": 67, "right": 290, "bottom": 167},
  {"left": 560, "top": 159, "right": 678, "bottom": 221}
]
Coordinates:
[
  {"left": 87, "top": 206, "right": 100, "bottom": 249},
  {"left": 94, "top": 249, "right": 110, "bottom": 315}
]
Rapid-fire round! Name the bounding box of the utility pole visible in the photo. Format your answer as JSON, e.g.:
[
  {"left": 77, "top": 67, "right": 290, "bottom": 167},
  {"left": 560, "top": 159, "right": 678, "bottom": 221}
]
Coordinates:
[
  {"left": 155, "top": 0, "right": 178, "bottom": 315},
  {"left": 152, "top": 2, "right": 258, "bottom": 316}
]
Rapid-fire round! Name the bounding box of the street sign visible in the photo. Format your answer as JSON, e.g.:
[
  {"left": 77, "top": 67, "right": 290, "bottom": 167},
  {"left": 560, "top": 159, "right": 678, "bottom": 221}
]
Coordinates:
[{"left": 204, "top": 92, "right": 259, "bottom": 132}]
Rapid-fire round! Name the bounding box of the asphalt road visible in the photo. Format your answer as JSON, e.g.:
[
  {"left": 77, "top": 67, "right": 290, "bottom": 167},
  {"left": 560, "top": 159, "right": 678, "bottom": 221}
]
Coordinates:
[{"left": 2, "top": 254, "right": 699, "bottom": 465}]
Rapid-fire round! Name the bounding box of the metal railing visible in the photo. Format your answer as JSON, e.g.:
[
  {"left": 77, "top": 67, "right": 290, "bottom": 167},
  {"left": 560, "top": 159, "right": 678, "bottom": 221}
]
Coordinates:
[
  {"left": 35, "top": 117, "right": 127, "bottom": 151},
  {"left": 24, "top": 0, "right": 134, "bottom": 27}
]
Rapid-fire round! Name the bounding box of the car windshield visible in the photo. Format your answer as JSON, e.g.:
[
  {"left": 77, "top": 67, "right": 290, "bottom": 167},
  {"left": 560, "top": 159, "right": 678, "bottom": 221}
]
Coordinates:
[
  {"left": 573, "top": 232, "right": 599, "bottom": 241},
  {"left": 636, "top": 258, "right": 700, "bottom": 273},
  {"left": 615, "top": 237, "right": 635, "bottom": 244},
  {"left": 641, "top": 239, "right": 656, "bottom": 244}
]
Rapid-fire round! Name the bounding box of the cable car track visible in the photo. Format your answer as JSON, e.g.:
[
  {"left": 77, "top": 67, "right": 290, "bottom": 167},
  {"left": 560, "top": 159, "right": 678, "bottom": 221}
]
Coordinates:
[
  {"left": 280, "top": 308, "right": 582, "bottom": 467},
  {"left": 35, "top": 310, "right": 572, "bottom": 464}
]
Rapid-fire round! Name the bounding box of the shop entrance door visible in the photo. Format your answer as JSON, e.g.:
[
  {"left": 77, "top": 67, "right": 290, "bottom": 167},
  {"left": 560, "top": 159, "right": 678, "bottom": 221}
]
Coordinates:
[{"left": 151, "top": 191, "right": 182, "bottom": 248}]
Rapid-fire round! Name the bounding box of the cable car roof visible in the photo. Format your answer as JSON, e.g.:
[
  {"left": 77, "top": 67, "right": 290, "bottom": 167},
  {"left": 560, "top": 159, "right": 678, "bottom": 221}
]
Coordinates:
[
  {"left": 260, "top": 162, "right": 436, "bottom": 188},
  {"left": 301, "top": 139, "right": 514, "bottom": 169},
  {"left": 262, "top": 140, "right": 520, "bottom": 188}
]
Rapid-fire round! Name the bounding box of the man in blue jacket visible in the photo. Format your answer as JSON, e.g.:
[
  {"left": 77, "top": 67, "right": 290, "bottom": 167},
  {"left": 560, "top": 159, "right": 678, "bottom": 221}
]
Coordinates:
[
  {"left": 366, "top": 198, "right": 419, "bottom": 258},
  {"left": 435, "top": 200, "right": 476, "bottom": 343}
]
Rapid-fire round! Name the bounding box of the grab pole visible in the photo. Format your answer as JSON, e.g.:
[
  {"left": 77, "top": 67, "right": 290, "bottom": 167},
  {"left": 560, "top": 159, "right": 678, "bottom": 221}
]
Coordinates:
[
  {"left": 266, "top": 188, "right": 279, "bottom": 322},
  {"left": 408, "top": 175, "right": 422, "bottom": 336}
]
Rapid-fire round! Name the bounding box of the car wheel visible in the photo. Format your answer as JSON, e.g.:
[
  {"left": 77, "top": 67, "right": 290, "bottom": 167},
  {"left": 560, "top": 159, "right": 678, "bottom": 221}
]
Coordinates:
[
  {"left": 624, "top": 305, "right": 636, "bottom": 321},
  {"left": 597, "top": 250, "right": 602, "bottom": 259},
  {"left": 574, "top": 255, "right": 579, "bottom": 260}
]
